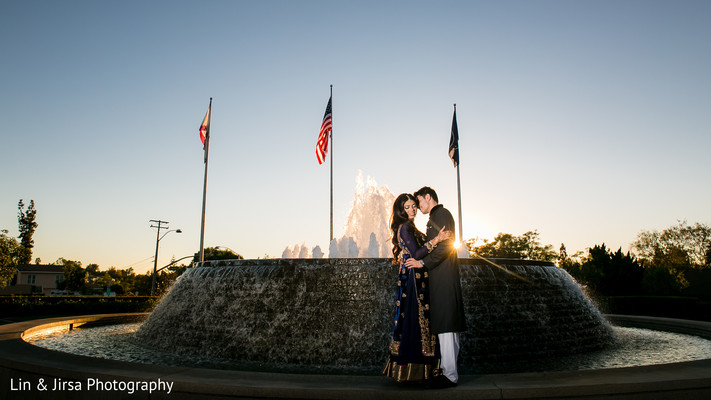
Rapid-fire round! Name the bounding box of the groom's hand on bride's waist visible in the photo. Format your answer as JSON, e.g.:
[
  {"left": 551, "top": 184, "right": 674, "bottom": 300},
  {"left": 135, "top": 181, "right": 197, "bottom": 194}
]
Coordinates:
[{"left": 405, "top": 258, "right": 424, "bottom": 269}]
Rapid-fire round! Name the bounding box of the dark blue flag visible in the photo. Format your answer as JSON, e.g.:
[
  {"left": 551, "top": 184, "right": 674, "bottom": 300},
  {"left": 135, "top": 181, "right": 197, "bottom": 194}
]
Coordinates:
[{"left": 448, "top": 106, "right": 459, "bottom": 167}]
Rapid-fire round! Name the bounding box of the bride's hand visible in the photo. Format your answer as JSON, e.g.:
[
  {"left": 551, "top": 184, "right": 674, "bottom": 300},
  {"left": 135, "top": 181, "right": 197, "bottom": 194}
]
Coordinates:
[{"left": 435, "top": 226, "right": 451, "bottom": 244}]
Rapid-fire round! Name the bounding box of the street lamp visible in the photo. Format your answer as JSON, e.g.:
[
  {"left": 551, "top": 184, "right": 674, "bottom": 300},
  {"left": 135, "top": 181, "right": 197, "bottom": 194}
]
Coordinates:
[
  {"left": 150, "top": 219, "right": 182, "bottom": 296},
  {"left": 155, "top": 255, "right": 195, "bottom": 273}
]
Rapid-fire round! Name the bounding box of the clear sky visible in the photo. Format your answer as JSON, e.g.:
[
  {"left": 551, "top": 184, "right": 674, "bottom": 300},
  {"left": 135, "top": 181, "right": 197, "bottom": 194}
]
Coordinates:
[{"left": 1, "top": 0, "right": 709, "bottom": 274}]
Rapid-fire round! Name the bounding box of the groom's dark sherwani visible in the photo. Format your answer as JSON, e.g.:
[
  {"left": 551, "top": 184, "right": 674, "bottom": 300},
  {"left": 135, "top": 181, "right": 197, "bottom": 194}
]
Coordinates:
[{"left": 420, "top": 204, "right": 466, "bottom": 334}]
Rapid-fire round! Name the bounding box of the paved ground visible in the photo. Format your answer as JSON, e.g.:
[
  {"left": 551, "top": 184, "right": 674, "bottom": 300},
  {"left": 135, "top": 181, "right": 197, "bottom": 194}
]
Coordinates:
[{"left": 1, "top": 314, "right": 710, "bottom": 399}]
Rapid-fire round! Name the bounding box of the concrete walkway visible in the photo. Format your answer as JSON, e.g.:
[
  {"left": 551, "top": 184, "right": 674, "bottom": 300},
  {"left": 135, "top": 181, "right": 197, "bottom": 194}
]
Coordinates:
[{"left": 1, "top": 314, "right": 710, "bottom": 399}]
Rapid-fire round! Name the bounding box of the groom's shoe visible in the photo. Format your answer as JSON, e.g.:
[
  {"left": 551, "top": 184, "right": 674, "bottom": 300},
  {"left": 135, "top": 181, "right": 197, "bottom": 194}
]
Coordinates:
[{"left": 426, "top": 375, "right": 457, "bottom": 389}]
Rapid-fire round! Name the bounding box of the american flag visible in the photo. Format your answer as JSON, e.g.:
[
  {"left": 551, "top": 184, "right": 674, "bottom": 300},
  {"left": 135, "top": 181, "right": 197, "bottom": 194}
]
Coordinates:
[{"left": 316, "top": 96, "right": 332, "bottom": 164}]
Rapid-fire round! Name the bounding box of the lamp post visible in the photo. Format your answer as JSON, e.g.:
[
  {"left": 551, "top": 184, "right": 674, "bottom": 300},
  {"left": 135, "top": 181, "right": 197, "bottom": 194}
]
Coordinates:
[
  {"left": 150, "top": 219, "right": 182, "bottom": 296},
  {"left": 155, "top": 255, "right": 195, "bottom": 274}
]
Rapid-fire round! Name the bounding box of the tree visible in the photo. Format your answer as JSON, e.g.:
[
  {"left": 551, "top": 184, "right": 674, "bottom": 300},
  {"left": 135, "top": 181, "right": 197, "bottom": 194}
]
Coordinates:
[
  {"left": 0, "top": 230, "right": 22, "bottom": 287},
  {"left": 55, "top": 258, "right": 87, "bottom": 293},
  {"left": 111, "top": 283, "right": 126, "bottom": 295},
  {"left": 558, "top": 243, "right": 585, "bottom": 279},
  {"left": 632, "top": 221, "right": 711, "bottom": 268},
  {"left": 559, "top": 243, "right": 568, "bottom": 261},
  {"left": 115, "top": 267, "right": 136, "bottom": 293},
  {"left": 467, "top": 230, "right": 558, "bottom": 261},
  {"left": 132, "top": 272, "right": 153, "bottom": 296},
  {"left": 95, "top": 272, "right": 113, "bottom": 291},
  {"left": 641, "top": 264, "right": 688, "bottom": 295},
  {"left": 85, "top": 263, "right": 100, "bottom": 276},
  {"left": 639, "top": 246, "right": 690, "bottom": 295},
  {"left": 577, "top": 244, "right": 644, "bottom": 296},
  {"left": 17, "top": 199, "right": 38, "bottom": 264},
  {"left": 193, "top": 247, "right": 244, "bottom": 263}
]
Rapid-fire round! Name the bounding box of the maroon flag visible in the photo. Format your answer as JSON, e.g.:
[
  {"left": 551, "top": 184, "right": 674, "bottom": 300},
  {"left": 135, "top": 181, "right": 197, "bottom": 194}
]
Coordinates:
[
  {"left": 316, "top": 96, "right": 332, "bottom": 164},
  {"left": 199, "top": 104, "right": 210, "bottom": 148}
]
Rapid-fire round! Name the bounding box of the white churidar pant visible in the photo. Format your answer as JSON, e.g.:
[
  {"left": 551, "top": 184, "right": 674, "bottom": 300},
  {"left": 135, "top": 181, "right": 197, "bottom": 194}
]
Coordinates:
[{"left": 438, "top": 332, "right": 460, "bottom": 383}]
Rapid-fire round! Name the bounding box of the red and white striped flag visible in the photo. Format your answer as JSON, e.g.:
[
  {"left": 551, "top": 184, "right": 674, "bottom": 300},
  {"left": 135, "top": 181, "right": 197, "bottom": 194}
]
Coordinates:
[{"left": 316, "top": 96, "right": 332, "bottom": 164}]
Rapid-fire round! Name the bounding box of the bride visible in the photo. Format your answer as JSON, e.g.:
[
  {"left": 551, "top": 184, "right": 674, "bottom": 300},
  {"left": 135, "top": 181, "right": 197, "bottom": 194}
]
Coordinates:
[{"left": 382, "top": 193, "right": 450, "bottom": 383}]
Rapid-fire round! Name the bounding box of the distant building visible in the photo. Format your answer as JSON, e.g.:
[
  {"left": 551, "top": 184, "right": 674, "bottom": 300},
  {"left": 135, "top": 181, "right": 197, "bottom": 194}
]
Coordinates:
[{"left": 1, "top": 265, "right": 64, "bottom": 295}]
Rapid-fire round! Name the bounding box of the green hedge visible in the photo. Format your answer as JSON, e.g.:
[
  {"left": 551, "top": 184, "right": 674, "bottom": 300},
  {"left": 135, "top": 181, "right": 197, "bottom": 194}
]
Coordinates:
[
  {"left": 599, "top": 296, "right": 711, "bottom": 322},
  {"left": 0, "top": 296, "right": 158, "bottom": 318}
]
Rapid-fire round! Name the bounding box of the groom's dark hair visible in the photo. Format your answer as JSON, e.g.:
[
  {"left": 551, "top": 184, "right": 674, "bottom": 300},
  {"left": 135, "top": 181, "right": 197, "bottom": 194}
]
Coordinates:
[{"left": 413, "top": 186, "right": 438, "bottom": 204}]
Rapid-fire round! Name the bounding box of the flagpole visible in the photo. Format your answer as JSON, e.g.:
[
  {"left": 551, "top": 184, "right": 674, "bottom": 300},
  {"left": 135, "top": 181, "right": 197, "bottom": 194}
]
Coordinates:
[
  {"left": 454, "top": 103, "right": 463, "bottom": 244},
  {"left": 456, "top": 162, "right": 463, "bottom": 242},
  {"left": 329, "top": 85, "right": 334, "bottom": 242},
  {"left": 199, "top": 97, "right": 212, "bottom": 263}
]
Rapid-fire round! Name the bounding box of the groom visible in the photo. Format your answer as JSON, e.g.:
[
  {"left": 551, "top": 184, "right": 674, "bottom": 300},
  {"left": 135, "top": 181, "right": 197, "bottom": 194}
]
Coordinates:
[{"left": 405, "top": 186, "right": 466, "bottom": 387}]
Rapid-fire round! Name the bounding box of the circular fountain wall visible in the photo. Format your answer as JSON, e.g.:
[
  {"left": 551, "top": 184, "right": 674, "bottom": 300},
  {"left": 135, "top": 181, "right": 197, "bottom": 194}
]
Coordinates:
[{"left": 135, "top": 258, "right": 613, "bottom": 373}]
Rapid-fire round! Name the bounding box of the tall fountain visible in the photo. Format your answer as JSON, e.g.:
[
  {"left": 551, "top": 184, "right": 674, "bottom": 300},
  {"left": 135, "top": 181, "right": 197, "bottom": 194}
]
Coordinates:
[{"left": 282, "top": 171, "right": 395, "bottom": 259}]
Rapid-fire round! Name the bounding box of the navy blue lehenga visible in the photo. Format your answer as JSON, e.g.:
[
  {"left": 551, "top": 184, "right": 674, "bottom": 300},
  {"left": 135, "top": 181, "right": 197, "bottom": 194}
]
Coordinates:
[{"left": 382, "top": 223, "right": 440, "bottom": 382}]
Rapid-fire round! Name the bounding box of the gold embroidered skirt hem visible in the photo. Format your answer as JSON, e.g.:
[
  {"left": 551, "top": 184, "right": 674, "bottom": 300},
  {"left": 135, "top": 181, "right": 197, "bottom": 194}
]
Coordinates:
[{"left": 382, "top": 360, "right": 440, "bottom": 383}]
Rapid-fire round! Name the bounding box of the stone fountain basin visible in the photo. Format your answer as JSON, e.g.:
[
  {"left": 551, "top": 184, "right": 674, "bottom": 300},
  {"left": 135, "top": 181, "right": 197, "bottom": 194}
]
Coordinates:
[
  {"left": 1, "top": 313, "right": 711, "bottom": 399},
  {"left": 135, "top": 258, "right": 616, "bottom": 372}
]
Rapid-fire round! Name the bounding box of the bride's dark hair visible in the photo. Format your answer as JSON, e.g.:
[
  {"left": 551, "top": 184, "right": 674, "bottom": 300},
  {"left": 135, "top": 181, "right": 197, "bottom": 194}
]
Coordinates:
[{"left": 390, "top": 193, "right": 424, "bottom": 263}]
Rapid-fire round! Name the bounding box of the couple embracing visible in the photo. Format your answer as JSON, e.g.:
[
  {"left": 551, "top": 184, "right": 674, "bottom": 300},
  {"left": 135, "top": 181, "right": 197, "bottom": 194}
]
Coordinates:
[{"left": 382, "top": 186, "right": 466, "bottom": 388}]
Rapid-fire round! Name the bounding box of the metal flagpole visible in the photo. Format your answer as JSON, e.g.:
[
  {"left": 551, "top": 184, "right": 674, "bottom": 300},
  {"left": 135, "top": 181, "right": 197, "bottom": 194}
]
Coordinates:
[
  {"left": 329, "top": 85, "right": 333, "bottom": 242},
  {"left": 454, "top": 104, "right": 463, "bottom": 244},
  {"left": 199, "top": 98, "right": 212, "bottom": 263},
  {"left": 456, "top": 162, "right": 463, "bottom": 244}
]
